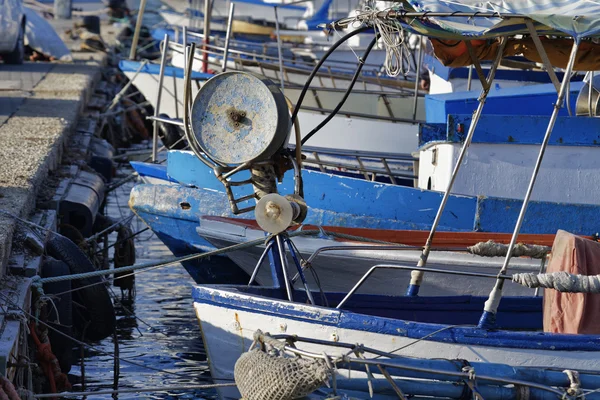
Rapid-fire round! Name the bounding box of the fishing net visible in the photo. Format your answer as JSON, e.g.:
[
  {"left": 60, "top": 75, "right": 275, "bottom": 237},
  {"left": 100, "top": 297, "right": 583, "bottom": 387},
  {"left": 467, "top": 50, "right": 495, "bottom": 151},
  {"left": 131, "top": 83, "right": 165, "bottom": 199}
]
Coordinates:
[{"left": 234, "top": 348, "right": 329, "bottom": 400}]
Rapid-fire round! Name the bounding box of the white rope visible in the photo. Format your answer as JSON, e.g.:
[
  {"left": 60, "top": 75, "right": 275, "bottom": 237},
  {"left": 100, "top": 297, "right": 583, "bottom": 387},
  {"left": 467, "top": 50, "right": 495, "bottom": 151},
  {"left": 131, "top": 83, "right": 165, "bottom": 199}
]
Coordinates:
[
  {"left": 512, "top": 271, "right": 600, "bottom": 293},
  {"left": 350, "top": 6, "right": 411, "bottom": 77},
  {"left": 468, "top": 240, "right": 550, "bottom": 259}
]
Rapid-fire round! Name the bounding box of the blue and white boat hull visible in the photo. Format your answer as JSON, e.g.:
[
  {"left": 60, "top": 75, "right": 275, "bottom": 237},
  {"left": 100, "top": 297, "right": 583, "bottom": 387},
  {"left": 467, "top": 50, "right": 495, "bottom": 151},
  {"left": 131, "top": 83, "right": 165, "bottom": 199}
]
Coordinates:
[{"left": 193, "top": 285, "right": 600, "bottom": 400}]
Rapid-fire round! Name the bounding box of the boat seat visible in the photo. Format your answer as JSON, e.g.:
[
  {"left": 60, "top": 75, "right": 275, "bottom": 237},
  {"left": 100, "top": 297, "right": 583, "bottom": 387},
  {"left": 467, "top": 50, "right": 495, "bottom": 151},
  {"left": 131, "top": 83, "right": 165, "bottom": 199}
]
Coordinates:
[{"left": 543, "top": 230, "right": 600, "bottom": 334}]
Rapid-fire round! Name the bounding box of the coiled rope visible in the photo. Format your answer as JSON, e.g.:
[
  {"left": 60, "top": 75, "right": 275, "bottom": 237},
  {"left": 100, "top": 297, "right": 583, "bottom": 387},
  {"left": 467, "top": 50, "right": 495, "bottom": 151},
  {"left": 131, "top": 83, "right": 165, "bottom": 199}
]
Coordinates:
[
  {"left": 468, "top": 240, "right": 550, "bottom": 259},
  {"left": 350, "top": 6, "right": 412, "bottom": 77},
  {"left": 512, "top": 271, "right": 600, "bottom": 293}
]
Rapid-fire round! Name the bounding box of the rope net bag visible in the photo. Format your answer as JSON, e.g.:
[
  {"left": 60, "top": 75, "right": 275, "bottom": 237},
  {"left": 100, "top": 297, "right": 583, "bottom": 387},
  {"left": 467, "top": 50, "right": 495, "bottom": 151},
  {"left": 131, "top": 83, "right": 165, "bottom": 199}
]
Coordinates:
[{"left": 234, "top": 330, "right": 330, "bottom": 400}]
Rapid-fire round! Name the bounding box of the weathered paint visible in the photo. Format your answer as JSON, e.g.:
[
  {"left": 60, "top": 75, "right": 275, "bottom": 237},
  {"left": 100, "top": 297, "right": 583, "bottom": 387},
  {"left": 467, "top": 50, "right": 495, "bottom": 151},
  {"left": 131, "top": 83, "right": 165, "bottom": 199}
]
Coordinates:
[
  {"left": 167, "top": 150, "right": 476, "bottom": 231},
  {"left": 425, "top": 81, "right": 584, "bottom": 124},
  {"left": 420, "top": 114, "right": 600, "bottom": 147},
  {"left": 192, "top": 285, "right": 600, "bottom": 400},
  {"left": 419, "top": 141, "right": 600, "bottom": 206},
  {"left": 161, "top": 151, "right": 600, "bottom": 234},
  {"left": 130, "top": 162, "right": 179, "bottom": 184}
]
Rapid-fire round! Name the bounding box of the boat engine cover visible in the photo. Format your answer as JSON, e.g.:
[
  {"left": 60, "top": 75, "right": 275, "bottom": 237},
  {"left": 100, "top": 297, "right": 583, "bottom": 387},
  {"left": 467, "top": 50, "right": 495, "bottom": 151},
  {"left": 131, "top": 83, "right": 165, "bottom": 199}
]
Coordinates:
[{"left": 190, "top": 72, "right": 291, "bottom": 165}]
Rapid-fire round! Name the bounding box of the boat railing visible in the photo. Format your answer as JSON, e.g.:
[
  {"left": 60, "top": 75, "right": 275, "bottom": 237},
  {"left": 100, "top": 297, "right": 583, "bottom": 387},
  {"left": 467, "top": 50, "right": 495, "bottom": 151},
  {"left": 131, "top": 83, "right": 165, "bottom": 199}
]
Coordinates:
[
  {"left": 170, "top": 40, "right": 385, "bottom": 79},
  {"left": 168, "top": 40, "right": 414, "bottom": 92},
  {"left": 148, "top": 114, "right": 418, "bottom": 184},
  {"left": 293, "top": 145, "right": 418, "bottom": 184}
]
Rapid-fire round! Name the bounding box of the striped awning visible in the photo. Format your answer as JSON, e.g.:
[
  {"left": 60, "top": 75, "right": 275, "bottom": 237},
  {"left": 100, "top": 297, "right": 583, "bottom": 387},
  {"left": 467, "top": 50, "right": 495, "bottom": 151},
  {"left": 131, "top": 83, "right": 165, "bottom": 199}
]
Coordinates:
[{"left": 401, "top": 0, "right": 600, "bottom": 39}]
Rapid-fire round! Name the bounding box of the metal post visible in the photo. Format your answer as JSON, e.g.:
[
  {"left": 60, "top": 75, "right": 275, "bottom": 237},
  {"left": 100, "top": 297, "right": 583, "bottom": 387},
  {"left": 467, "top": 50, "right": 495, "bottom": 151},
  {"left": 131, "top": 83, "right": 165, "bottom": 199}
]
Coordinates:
[
  {"left": 273, "top": 6, "right": 285, "bottom": 94},
  {"left": 412, "top": 36, "right": 423, "bottom": 121},
  {"left": 589, "top": 71, "right": 594, "bottom": 117},
  {"left": 276, "top": 235, "right": 294, "bottom": 301},
  {"left": 54, "top": 0, "right": 72, "bottom": 19},
  {"left": 129, "top": 0, "right": 148, "bottom": 60},
  {"left": 202, "top": 0, "right": 211, "bottom": 73},
  {"left": 152, "top": 34, "right": 170, "bottom": 162},
  {"left": 478, "top": 41, "right": 580, "bottom": 329},
  {"left": 467, "top": 65, "right": 473, "bottom": 91},
  {"left": 183, "top": 26, "right": 188, "bottom": 49},
  {"left": 406, "top": 37, "right": 508, "bottom": 297},
  {"left": 222, "top": 3, "right": 235, "bottom": 72}
]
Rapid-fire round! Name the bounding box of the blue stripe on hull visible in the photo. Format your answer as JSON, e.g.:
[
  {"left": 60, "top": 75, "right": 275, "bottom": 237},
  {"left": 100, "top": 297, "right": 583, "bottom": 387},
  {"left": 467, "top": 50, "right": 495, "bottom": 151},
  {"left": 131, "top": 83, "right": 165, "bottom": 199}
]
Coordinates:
[
  {"left": 157, "top": 151, "right": 600, "bottom": 235},
  {"left": 192, "top": 286, "right": 600, "bottom": 352}
]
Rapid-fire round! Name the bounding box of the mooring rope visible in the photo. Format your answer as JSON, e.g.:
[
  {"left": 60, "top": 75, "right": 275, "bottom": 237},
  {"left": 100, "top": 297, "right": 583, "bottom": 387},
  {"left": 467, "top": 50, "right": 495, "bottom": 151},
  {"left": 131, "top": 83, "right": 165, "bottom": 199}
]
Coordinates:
[
  {"left": 35, "top": 229, "right": 321, "bottom": 284},
  {"left": 468, "top": 240, "right": 550, "bottom": 259},
  {"left": 33, "top": 383, "right": 237, "bottom": 398},
  {"left": 0, "top": 290, "right": 236, "bottom": 382},
  {"left": 512, "top": 271, "right": 600, "bottom": 293}
]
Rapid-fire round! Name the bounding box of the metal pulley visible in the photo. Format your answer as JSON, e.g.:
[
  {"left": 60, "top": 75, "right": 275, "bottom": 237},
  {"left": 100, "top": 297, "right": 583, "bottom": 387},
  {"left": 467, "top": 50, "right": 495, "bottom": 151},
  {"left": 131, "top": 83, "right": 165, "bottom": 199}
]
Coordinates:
[{"left": 190, "top": 71, "right": 292, "bottom": 165}]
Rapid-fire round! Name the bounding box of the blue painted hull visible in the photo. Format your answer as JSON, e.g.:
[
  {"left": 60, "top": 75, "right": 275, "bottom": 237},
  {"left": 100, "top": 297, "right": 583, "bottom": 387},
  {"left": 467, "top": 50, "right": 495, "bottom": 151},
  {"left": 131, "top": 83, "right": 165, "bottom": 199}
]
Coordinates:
[
  {"left": 164, "top": 150, "right": 600, "bottom": 235},
  {"left": 193, "top": 285, "right": 600, "bottom": 400}
]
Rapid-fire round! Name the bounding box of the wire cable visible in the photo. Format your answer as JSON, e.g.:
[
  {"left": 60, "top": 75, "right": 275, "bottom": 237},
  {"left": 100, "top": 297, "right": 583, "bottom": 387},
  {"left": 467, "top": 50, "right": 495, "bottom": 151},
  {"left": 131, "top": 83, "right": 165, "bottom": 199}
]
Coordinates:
[
  {"left": 301, "top": 33, "right": 380, "bottom": 145},
  {"left": 290, "top": 26, "right": 371, "bottom": 126}
]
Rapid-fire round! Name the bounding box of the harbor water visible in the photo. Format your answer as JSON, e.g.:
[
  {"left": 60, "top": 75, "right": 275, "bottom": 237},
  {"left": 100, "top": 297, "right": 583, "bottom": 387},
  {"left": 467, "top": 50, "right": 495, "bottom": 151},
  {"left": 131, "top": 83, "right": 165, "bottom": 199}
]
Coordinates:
[{"left": 70, "top": 165, "right": 217, "bottom": 399}]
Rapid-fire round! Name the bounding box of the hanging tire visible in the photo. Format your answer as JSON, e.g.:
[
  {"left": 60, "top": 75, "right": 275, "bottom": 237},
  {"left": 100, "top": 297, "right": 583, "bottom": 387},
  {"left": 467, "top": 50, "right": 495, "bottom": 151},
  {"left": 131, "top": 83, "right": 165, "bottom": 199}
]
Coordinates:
[
  {"left": 158, "top": 113, "right": 186, "bottom": 149},
  {"left": 41, "top": 258, "right": 74, "bottom": 373},
  {"left": 2, "top": 22, "right": 24, "bottom": 65},
  {"left": 46, "top": 234, "right": 115, "bottom": 342}
]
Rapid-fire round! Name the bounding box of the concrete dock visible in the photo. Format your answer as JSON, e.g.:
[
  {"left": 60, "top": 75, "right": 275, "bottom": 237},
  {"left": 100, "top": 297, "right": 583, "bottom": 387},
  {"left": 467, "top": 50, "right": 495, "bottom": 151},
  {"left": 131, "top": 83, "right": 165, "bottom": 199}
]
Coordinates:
[{"left": 0, "top": 14, "right": 122, "bottom": 384}]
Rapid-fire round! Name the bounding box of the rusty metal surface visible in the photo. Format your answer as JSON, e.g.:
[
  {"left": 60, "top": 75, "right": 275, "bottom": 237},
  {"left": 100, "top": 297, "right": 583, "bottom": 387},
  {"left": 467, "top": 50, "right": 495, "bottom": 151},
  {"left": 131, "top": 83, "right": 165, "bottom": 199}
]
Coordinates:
[{"left": 190, "top": 72, "right": 291, "bottom": 165}]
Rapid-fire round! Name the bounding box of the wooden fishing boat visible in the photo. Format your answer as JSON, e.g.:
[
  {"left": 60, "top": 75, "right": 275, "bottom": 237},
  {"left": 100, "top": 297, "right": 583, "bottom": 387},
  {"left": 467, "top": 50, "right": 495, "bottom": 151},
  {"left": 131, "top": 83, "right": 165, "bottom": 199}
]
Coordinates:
[{"left": 184, "top": 1, "right": 600, "bottom": 398}]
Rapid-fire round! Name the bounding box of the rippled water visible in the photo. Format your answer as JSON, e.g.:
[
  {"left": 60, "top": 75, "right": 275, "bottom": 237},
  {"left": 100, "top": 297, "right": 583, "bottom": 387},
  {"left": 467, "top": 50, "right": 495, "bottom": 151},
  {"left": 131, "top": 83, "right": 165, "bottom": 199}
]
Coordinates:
[{"left": 67, "top": 165, "right": 218, "bottom": 399}]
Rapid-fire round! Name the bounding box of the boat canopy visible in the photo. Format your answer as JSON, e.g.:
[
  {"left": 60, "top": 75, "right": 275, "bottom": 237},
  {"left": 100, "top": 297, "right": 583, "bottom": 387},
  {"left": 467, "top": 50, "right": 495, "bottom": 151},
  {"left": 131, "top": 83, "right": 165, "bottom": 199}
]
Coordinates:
[
  {"left": 402, "top": 0, "right": 600, "bottom": 40},
  {"left": 348, "top": 0, "right": 600, "bottom": 69}
]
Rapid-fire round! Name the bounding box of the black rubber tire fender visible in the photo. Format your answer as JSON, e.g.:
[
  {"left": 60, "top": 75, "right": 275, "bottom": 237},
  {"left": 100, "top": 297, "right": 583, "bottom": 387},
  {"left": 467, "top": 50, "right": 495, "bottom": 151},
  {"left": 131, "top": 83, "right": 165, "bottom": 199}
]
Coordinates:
[
  {"left": 2, "top": 21, "right": 24, "bottom": 65},
  {"left": 158, "top": 113, "right": 186, "bottom": 149},
  {"left": 45, "top": 234, "right": 116, "bottom": 341},
  {"left": 41, "top": 258, "right": 74, "bottom": 373}
]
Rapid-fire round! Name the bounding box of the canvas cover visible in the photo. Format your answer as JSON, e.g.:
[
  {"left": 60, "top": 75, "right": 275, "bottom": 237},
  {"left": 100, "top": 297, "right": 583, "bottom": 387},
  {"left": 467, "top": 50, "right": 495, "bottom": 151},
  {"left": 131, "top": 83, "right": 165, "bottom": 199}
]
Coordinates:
[
  {"left": 430, "top": 37, "right": 600, "bottom": 69},
  {"left": 404, "top": 0, "right": 600, "bottom": 40},
  {"left": 543, "top": 230, "right": 600, "bottom": 334}
]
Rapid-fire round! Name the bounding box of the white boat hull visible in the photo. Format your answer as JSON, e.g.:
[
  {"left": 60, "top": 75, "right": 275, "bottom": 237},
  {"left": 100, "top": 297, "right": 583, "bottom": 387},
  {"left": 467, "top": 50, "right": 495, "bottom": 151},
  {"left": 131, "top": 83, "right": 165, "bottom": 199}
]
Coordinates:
[
  {"left": 195, "top": 219, "right": 541, "bottom": 297},
  {"left": 193, "top": 286, "right": 600, "bottom": 400}
]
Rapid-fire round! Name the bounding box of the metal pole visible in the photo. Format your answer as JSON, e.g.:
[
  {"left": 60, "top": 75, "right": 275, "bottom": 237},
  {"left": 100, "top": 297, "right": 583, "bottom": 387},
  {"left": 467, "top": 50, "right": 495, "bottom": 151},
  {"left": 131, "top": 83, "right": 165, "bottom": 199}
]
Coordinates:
[
  {"left": 183, "top": 26, "right": 188, "bottom": 49},
  {"left": 172, "top": 71, "right": 179, "bottom": 119},
  {"left": 152, "top": 34, "right": 170, "bottom": 162},
  {"left": 411, "top": 36, "right": 423, "bottom": 121},
  {"left": 276, "top": 235, "right": 294, "bottom": 301},
  {"left": 222, "top": 3, "right": 235, "bottom": 72},
  {"left": 467, "top": 65, "right": 473, "bottom": 91},
  {"left": 406, "top": 37, "right": 508, "bottom": 297},
  {"left": 129, "top": 0, "right": 148, "bottom": 60},
  {"left": 478, "top": 40, "right": 580, "bottom": 329},
  {"left": 202, "top": 0, "right": 211, "bottom": 73},
  {"left": 589, "top": 71, "right": 594, "bottom": 117},
  {"left": 273, "top": 6, "right": 285, "bottom": 94}
]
